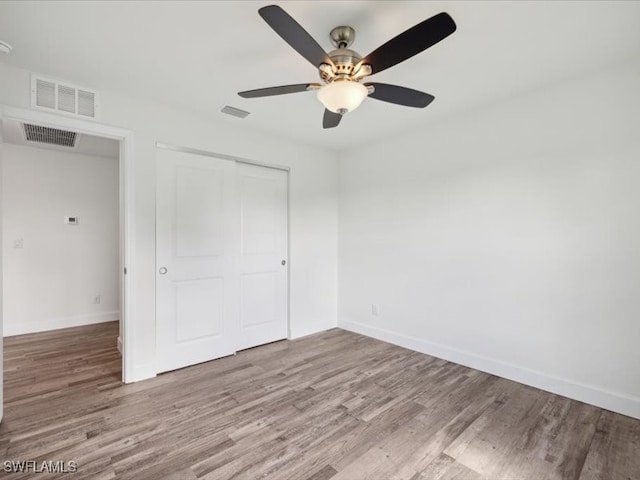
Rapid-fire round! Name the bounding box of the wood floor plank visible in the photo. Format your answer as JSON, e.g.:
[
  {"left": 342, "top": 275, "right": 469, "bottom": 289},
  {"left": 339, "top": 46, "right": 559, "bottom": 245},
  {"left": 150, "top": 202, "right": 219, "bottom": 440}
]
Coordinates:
[
  {"left": 578, "top": 410, "right": 640, "bottom": 480},
  {"left": 443, "top": 382, "right": 549, "bottom": 477},
  {"left": 410, "top": 452, "right": 486, "bottom": 480},
  {"left": 2, "top": 322, "right": 639, "bottom": 479}
]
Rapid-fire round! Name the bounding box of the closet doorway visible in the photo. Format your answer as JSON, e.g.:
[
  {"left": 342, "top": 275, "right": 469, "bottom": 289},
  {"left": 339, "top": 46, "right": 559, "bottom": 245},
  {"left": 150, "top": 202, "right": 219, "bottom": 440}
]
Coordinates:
[{"left": 155, "top": 147, "right": 288, "bottom": 373}]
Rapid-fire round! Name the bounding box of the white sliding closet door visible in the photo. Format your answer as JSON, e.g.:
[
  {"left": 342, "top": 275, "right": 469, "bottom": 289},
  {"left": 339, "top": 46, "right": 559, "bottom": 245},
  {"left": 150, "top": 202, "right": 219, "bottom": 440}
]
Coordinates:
[
  {"left": 156, "top": 149, "right": 239, "bottom": 373},
  {"left": 156, "top": 148, "right": 288, "bottom": 373},
  {"left": 237, "top": 163, "right": 288, "bottom": 350}
]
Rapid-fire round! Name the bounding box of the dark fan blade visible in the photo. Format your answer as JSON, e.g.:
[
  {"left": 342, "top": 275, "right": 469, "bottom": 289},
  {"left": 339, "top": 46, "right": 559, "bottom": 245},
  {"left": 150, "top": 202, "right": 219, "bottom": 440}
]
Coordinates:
[
  {"left": 238, "top": 83, "right": 319, "bottom": 98},
  {"left": 259, "top": 5, "right": 333, "bottom": 68},
  {"left": 323, "top": 109, "right": 342, "bottom": 129},
  {"left": 360, "top": 12, "right": 456, "bottom": 75},
  {"left": 366, "top": 83, "right": 435, "bottom": 108}
]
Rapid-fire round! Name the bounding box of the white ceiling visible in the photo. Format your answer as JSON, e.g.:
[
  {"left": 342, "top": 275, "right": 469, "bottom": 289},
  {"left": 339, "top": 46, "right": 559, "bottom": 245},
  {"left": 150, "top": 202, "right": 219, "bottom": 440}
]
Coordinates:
[
  {"left": 0, "top": 1, "right": 638, "bottom": 151},
  {"left": 2, "top": 119, "right": 119, "bottom": 159}
]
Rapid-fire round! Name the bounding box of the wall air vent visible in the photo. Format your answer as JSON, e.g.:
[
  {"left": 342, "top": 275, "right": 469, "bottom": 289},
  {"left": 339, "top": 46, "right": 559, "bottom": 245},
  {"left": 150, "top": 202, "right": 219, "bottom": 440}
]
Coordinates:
[
  {"left": 30, "top": 74, "right": 99, "bottom": 119},
  {"left": 221, "top": 105, "right": 250, "bottom": 119},
  {"left": 23, "top": 123, "right": 78, "bottom": 147}
]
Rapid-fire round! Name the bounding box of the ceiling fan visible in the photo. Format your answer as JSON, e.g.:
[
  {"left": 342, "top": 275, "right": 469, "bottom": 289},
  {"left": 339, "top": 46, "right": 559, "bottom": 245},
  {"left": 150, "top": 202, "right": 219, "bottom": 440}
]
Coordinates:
[{"left": 238, "top": 5, "right": 456, "bottom": 129}]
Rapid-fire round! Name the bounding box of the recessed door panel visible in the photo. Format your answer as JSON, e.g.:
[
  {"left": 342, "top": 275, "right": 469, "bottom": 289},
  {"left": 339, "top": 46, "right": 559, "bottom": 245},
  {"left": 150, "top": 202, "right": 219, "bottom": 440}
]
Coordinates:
[
  {"left": 175, "top": 277, "right": 224, "bottom": 342},
  {"left": 241, "top": 175, "right": 278, "bottom": 255},
  {"left": 175, "top": 167, "right": 224, "bottom": 258},
  {"left": 241, "top": 272, "right": 278, "bottom": 328}
]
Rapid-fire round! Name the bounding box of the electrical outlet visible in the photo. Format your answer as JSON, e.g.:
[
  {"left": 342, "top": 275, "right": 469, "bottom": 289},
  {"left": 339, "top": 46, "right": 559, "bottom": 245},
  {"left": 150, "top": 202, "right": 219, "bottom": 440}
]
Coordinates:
[
  {"left": 371, "top": 304, "right": 380, "bottom": 316},
  {"left": 93, "top": 295, "right": 101, "bottom": 305}
]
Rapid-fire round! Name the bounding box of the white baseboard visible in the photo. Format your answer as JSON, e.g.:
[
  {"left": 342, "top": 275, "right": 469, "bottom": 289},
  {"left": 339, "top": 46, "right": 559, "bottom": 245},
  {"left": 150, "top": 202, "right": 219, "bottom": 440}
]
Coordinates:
[
  {"left": 339, "top": 319, "right": 640, "bottom": 420},
  {"left": 117, "top": 336, "right": 122, "bottom": 355},
  {"left": 289, "top": 320, "right": 337, "bottom": 340},
  {"left": 3, "top": 311, "right": 120, "bottom": 337}
]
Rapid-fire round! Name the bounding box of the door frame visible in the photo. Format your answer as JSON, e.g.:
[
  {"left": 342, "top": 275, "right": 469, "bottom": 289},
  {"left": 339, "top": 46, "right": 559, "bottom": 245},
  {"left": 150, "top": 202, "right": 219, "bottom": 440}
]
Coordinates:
[
  {"left": 0, "top": 104, "right": 135, "bottom": 383},
  {"left": 155, "top": 142, "right": 291, "bottom": 344}
]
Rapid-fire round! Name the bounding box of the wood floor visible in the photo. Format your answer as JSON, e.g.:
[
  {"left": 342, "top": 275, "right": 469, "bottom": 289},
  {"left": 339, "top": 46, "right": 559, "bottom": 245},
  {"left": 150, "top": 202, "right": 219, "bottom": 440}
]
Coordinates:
[{"left": 2, "top": 322, "right": 639, "bottom": 480}]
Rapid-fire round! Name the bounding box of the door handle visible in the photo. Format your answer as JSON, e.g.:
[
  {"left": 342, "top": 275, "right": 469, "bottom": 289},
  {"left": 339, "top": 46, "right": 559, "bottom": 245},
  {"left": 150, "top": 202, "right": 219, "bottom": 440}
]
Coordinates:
[
  {"left": 281, "top": 260, "right": 286, "bottom": 266},
  {"left": 159, "top": 267, "right": 168, "bottom": 275}
]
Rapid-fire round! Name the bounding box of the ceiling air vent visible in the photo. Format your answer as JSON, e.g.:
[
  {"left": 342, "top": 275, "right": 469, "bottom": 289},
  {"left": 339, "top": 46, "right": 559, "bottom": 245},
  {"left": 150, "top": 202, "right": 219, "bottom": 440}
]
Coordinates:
[
  {"left": 23, "top": 124, "right": 78, "bottom": 147},
  {"left": 30, "top": 74, "right": 99, "bottom": 119},
  {"left": 221, "top": 105, "right": 250, "bottom": 119},
  {"left": 36, "top": 79, "right": 56, "bottom": 109}
]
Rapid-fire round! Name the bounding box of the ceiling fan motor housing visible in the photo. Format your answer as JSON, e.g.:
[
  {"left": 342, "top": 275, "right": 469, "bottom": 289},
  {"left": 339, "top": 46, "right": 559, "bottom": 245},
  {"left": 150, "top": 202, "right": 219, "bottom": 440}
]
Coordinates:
[
  {"left": 321, "top": 48, "right": 362, "bottom": 80},
  {"left": 320, "top": 26, "right": 372, "bottom": 83}
]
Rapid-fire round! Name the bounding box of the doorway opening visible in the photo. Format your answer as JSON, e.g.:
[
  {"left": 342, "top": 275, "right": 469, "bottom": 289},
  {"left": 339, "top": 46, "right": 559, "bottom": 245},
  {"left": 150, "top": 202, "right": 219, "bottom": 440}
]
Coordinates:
[{"left": 0, "top": 105, "right": 134, "bottom": 389}]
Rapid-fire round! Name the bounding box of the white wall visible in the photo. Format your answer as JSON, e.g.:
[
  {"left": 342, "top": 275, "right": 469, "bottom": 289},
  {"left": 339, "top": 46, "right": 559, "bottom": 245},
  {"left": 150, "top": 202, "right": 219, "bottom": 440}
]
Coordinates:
[
  {"left": 338, "top": 59, "right": 640, "bottom": 419},
  {"left": 0, "top": 62, "right": 339, "bottom": 381},
  {"left": 2, "top": 143, "right": 119, "bottom": 335},
  {"left": 0, "top": 135, "right": 4, "bottom": 421}
]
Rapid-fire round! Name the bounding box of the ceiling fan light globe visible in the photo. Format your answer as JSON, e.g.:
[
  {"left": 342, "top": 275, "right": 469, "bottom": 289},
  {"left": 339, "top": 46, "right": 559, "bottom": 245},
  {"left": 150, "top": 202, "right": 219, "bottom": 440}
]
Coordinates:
[{"left": 317, "top": 81, "right": 368, "bottom": 114}]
